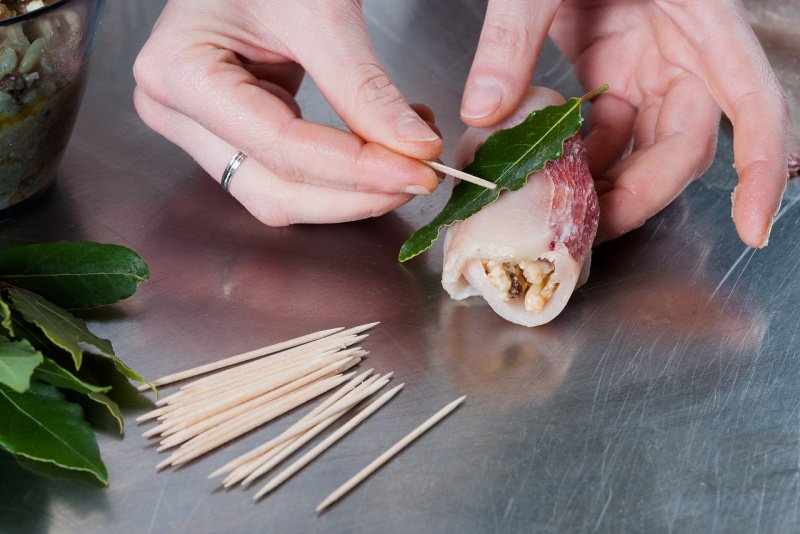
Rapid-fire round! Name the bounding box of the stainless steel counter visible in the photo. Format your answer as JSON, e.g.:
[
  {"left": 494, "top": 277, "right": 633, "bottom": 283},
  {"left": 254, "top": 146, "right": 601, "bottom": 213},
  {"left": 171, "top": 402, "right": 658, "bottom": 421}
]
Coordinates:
[{"left": 2, "top": 1, "right": 800, "bottom": 532}]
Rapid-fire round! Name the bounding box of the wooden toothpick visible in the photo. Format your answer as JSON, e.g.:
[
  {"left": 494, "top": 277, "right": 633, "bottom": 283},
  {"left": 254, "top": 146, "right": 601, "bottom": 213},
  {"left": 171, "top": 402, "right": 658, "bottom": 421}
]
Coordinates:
[
  {"left": 156, "top": 374, "right": 352, "bottom": 469},
  {"left": 423, "top": 160, "right": 496, "bottom": 190},
  {"left": 209, "top": 369, "right": 375, "bottom": 479},
  {"left": 240, "top": 376, "right": 394, "bottom": 489},
  {"left": 140, "top": 322, "right": 379, "bottom": 391},
  {"left": 151, "top": 356, "right": 356, "bottom": 446},
  {"left": 254, "top": 383, "right": 404, "bottom": 500},
  {"left": 138, "top": 326, "right": 344, "bottom": 391},
  {"left": 315, "top": 395, "right": 466, "bottom": 513}
]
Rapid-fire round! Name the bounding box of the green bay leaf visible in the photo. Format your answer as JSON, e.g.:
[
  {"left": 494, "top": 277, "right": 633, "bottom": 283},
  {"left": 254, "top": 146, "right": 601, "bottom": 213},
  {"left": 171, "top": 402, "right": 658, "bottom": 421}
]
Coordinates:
[
  {"left": 38, "top": 357, "right": 146, "bottom": 435},
  {"left": 399, "top": 86, "right": 607, "bottom": 262},
  {"left": 14, "top": 455, "right": 106, "bottom": 486},
  {"left": 0, "top": 297, "right": 11, "bottom": 337},
  {"left": 34, "top": 357, "right": 111, "bottom": 395},
  {"left": 5, "top": 287, "right": 112, "bottom": 370},
  {"left": 0, "top": 381, "right": 108, "bottom": 485},
  {"left": 77, "top": 352, "right": 154, "bottom": 412},
  {"left": 6, "top": 294, "right": 147, "bottom": 394},
  {"left": 0, "top": 338, "right": 43, "bottom": 393},
  {"left": 0, "top": 241, "right": 150, "bottom": 309},
  {"left": 3, "top": 287, "right": 147, "bottom": 386},
  {"left": 77, "top": 391, "right": 124, "bottom": 435}
]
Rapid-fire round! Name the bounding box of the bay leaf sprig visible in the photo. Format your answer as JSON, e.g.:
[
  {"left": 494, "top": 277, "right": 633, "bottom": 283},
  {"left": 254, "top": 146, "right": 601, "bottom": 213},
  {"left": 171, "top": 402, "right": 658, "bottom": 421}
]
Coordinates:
[
  {"left": 399, "top": 85, "right": 608, "bottom": 262},
  {"left": 0, "top": 241, "right": 151, "bottom": 486}
]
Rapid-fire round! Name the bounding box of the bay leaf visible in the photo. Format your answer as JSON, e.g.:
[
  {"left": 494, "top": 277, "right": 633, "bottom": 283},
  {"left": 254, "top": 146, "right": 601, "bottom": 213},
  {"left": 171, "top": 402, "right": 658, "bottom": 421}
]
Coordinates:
[
  {"left": 6, "top": 310, "right": 70, "bottom": 362},
  {"left": 78, "top": 352, "right": 154, "bottom": 412},
  {"left": 77, "top": 391, "right": 124, "bottom": 435},
  {"left": 0, "top": 338, "right": 43, "bottom": 393},
  {"left": 0, "top": 241, "right": 150, "bottom": 309},
  {"left": 37, "top": 358, "right": 135, "bottom": 435},
  {"left": 34, "top": 357, "right": 111, "bottom": 395},
  {"left": 14, "top": 455, "right": 106, "bottom": 486},
  {"left": 4, "top": 288, "right": 147, "bottom": 387},
  {"left": 0, "top": 381, "right": 108, "bottom": 486},
  {"left": 0, "top": 297, "right": 11, "bottom": 337},
  {"left": 399, "top": 85, "right": 607, "bottom": 262},
  {"left": 5, "top": 287, "right": 112, "bottom": 370}
]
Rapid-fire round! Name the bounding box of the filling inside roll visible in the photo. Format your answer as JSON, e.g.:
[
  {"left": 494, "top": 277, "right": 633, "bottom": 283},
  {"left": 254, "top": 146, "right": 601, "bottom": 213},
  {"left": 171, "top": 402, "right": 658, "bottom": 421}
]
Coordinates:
[{"left": 482, "top": 259, "right": 558, "bottom": 313}]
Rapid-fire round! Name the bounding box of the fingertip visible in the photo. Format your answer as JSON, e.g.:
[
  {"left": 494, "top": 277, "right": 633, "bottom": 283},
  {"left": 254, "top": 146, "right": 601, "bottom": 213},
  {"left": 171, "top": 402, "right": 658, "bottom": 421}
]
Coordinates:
[
  {"left": 460, "top": 77, "right": 505, "bottom": 125},
  {"left": 408, "top": 162, "right": 441, "bottom": 195},
  {"left": 463, "top": 0, "right": 559, "bottom": 126},
  {"left": 359, "top": 142, "right": 440, "bottom": 195},
  {"left": 460, "top": 76, "right": 532, "bottom": 129},
  {"left": 395, "top": 114, "right": 440, "bottom": 143},
  {"left": 393, "top": 112, "right": 443, "bottom": 160},
  {"left": 731, "top": 159, "right": 786, "bottom": 248},
  {"left": 731, "top": 184, "right": 779, "bottom": 249},
  {"left": 403, "top": 184, "right": 434, "bottom": 196}
]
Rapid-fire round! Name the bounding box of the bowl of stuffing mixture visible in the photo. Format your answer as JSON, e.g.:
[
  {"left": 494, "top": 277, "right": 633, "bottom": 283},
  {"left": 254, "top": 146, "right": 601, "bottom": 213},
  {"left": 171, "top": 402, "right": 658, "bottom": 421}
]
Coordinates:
[{"left": 0, "top": 0, "right": 105, "bottom": 218}]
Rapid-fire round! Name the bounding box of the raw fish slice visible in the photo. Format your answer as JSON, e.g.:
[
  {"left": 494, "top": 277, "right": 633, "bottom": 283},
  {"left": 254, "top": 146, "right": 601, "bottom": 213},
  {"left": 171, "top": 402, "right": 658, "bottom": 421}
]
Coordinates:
[
  {"left": 744, "top": 0, "right": 800, "bottom": 176},
  {"left": 442, "top": 88, "right": 599, "bottom": 327}
]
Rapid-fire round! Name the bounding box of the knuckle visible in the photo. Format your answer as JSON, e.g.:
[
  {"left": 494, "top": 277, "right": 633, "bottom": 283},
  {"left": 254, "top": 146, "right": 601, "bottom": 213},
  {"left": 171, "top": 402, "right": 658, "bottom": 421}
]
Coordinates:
[
  {"left": 351, "top": 145, "right": 385, "bottom": 194},
  {"left": 132, "top": 44, "right": 161, "bottom": 95},
  {"left": 480, "top": 14, "right": 529, "bottom": 58},
  {"left": 268, "top": 117, "right": 301, "bottom": 182},
  {"left": 351, "top": 62, "right": 404, "bottom": 107},
  {"left": 133, "top": 41, "right": 183, "bottom": 106},
  {"left": 322, "top": 0, "right": 363, "bottom": 24}
]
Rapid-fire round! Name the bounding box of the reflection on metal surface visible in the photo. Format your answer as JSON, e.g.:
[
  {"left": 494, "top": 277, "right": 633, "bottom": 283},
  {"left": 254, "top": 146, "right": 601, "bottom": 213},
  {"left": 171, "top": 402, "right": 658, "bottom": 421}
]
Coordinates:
[
  {"left": 588, "top": 220, "right": 769, "bottom": 355},
  {"left": 437, "top": 299, "right": 578, "bottom": 407}
]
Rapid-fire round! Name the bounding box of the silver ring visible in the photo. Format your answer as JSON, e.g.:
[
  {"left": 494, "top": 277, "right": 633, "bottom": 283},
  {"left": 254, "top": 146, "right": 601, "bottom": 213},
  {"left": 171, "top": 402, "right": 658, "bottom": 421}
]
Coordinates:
[{"left": 221, "top": 151, "right": 247, "bottom": 192}]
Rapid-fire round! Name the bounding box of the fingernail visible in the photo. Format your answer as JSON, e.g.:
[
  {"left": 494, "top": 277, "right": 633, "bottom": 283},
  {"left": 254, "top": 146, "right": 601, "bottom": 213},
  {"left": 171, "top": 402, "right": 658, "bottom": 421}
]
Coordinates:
[
  {"left": 403, "top": 185, "right": 432, "bottom": 195},
  {"left": 759, "top": 224, "right": 772, "bottom": 248},
  {"left": 461, "top": 78, "right": 503, "bottom": 120},
  {"left": 396, "top": 115, "right": 440, "bottom": 143},
  {"left": 759, "top": 205, "right": 780, "bottom": 249}
]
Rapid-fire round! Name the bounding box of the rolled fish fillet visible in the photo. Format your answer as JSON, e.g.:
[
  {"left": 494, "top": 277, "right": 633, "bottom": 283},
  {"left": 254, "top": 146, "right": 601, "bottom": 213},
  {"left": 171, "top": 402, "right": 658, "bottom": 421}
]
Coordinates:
[{"left": 442, "top": 88, "right": 599, "bottom": 327}]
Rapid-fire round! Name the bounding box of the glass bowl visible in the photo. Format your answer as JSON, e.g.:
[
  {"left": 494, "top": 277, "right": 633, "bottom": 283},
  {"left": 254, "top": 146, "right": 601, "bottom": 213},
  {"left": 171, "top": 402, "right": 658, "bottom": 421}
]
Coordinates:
[{"left": 0, "top": 0, "right": 105, "bottom": 218}]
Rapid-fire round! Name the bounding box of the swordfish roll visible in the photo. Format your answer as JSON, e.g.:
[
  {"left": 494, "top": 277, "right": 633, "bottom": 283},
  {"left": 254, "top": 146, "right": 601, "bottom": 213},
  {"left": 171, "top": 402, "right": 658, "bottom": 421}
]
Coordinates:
[{"left": 442, "top": 87, "right": 599, "bottom": 327}]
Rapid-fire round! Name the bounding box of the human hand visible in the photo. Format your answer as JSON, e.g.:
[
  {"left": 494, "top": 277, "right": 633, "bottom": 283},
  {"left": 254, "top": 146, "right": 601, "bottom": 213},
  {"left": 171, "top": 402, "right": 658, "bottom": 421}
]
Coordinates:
[
  {"left": 133, "top": 0, "right": 442, "bottom": 226},
  {"left": 461, "top": 0, "right": 788, "bottom": 248}
]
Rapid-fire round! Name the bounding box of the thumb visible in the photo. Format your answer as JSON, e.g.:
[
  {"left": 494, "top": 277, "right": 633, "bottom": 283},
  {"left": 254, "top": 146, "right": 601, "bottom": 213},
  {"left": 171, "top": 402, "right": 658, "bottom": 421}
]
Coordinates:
[
  {"left": 292, "top": 3, "right": 442, "bottom": 161},
  {"left": 461, "top": 0, "right": 561, "bottom": 128}
]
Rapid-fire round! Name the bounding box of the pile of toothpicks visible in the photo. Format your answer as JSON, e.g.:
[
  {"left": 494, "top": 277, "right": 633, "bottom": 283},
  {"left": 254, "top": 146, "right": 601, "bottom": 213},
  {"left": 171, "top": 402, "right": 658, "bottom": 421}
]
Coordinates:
[{"left": 138, "top": 322, "right": 464, "bottom": 513}]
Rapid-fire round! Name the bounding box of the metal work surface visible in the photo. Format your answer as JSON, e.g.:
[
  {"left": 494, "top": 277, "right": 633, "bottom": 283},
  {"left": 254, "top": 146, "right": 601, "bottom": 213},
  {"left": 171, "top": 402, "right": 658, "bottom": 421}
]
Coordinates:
[{"left": 2, "top": 1, "right": 800, "bottom": 532}]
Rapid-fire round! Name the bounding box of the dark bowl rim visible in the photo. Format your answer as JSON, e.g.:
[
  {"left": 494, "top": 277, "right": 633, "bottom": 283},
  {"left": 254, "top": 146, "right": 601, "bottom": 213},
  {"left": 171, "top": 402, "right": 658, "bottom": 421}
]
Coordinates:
[{"left": 0, "top": 0, "right": 74, "bottom": 26}]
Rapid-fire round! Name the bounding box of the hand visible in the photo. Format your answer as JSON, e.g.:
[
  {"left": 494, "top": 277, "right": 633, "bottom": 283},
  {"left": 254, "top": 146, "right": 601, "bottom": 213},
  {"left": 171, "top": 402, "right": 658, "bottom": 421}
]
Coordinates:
[
  {"left": 461, "top": 0, "right": 788, "bottom": 248},
  {"left": 133, "top": 0, "right": 442, "bottom": 226}
]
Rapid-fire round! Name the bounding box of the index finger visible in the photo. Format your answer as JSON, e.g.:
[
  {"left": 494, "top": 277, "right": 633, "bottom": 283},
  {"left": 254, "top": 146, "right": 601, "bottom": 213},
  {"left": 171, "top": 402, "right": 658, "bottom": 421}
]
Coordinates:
[{"left": 135, "top": 43, "right": 440, "bottom": 197}]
